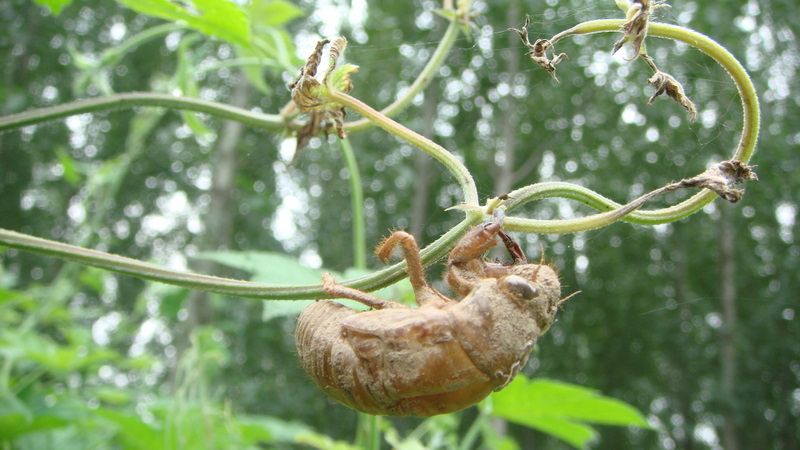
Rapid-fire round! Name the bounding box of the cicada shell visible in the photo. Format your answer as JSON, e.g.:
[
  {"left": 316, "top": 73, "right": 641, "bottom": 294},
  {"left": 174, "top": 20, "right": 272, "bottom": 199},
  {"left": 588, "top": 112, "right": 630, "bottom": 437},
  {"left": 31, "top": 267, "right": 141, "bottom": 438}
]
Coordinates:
[{"left": 295, "top": 212, "right": 564, "bottom": 417}]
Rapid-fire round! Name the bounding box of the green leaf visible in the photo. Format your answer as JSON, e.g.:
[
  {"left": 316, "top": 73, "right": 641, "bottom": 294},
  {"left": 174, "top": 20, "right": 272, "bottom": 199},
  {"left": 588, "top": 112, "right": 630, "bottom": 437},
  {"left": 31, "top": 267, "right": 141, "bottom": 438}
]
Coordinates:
[
  {"left": 92, "top": 387, "right": 133, "bottom": 406},
  {"left": 195, "top": 252, "right": 408, "bottom": 320},
  {"left": 0, "top": 412, "right": 69, "bottom": 439},
  {"left": 196, "top": 251, "right": 324, "bottom": 285},
  {"left": 0, "top": 396, "right": 70, "bottom": 440},
  {"left": 491, "top": 376, "right": 650, "bottom": 449},
  {"left": 196, "top": 251, "right": 324, "bottom": 319},
  {"left": 328, "top": 64, "right": 360, "bottom": 93},
  {"left": 78, "top": 266, "right": 108, "bottom": 293},
  {"left": 295, "top": 431, "right": 361, "bottom": 450},
  {"left": 54, "top": 146, "right": 82, "bottom": 186},
  {"left": 249, "top": 0, "right": 304, "bottom": 28},
  {"left": 173, "top": 33, "right": 214, "bottom": 137},
  {"left": 235, "top": 415, "right": 313, "bottom": 444},
  {"left": 94, "top": 409, "right": 165, "bottom": 450},
  {"left": 31, "top": 0, "right": 72, "bottom": 15},
  {"left": 236, "top": 45, "right": 275, "bottom": 96},
  {"left": 27, "top": 346, "right": 119, "bottom": 372},
  {"left": 116, "top": 0, "right": 252, "bottom": 48}
]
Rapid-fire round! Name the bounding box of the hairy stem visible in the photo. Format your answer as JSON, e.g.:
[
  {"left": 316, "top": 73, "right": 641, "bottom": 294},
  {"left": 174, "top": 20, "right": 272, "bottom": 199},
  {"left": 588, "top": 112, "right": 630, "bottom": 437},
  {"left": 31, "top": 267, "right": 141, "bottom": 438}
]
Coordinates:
[
  {"left": 0, "top": 92, "right": 285, "bottom": 132},
  {"left": 0, "top": 215, "right": 478, "bottom": 299},
  {"left": 344, "top": 17, "right": 461, "bottom": 133},
  {"left": 328, "top": 89, "right": 479, "bottom": 207},
  {"left": 339, "top": 138, "right": 367, "bottom": 269},
  {"left": 498, "top": 19, "right": 760, "bottom": 232}
]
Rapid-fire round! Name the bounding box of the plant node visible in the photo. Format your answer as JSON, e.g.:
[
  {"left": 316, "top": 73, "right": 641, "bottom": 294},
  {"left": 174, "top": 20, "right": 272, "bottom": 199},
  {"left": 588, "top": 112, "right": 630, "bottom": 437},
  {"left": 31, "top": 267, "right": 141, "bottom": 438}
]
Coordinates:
[
  {"left": 672, "top": 160, "right": 758, "bottom": 203},
  {"left": 288, "top": 37, "right": 359, "bottom": 156},
  {"left": 612, "top": 0, "right": 670, "bottom": 61}
]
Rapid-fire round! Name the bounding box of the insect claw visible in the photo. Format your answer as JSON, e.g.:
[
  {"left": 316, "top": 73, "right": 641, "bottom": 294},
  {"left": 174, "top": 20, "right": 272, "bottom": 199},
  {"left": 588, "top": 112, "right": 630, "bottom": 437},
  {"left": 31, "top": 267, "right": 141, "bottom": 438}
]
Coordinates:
[{"left": 498, "top": 230, "right": 527, "bottom": 264}]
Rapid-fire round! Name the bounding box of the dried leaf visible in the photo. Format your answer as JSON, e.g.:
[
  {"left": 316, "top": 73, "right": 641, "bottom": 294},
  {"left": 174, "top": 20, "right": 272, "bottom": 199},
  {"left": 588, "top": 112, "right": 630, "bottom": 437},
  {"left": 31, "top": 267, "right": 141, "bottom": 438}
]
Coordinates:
[
  {"left": 647, "top": 71, "right": 697, "bottom": 122},
  {"left": 288, "top": 37, "right": 355, "bottom": 156},
  {"left": 674, "top": 160, "right": 758, "bottom": 203},
  {"left": 612, "top": 0, "right": 670, "bottom": 61},
  {"left": 509, "top": 16, "right": 569, "bottom": 82}
]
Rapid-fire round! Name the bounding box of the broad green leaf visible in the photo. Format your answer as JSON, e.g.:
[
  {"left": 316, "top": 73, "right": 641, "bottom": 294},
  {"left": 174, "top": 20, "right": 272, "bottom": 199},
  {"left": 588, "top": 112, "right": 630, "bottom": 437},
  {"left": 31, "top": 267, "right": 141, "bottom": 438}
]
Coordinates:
[
  {"left": 92, "top": 388, "right": 133, "bottom": 406},
  {"left": 492, "top": 376, "right": 650, "bottom": 449},
  {"left": 0, "top": 287, "right": 36, "bottom": 311},
  {"left": 195, "top": 252, "right": 409, "bottom": 319},
  {"left": 295, "top": 431, "right": 361, "bottom": 450},
  {"left": 78, "top": 266, "right": 108, "bottom": 293},
  {"left": 249, "top": 0, "right": 304, "bottom": 28},
  {"left": 236, "top": 45, "right": 275, "bottom": 95},
  {"left": 174, "top": 34, "right": 214, "bottom": 137},
  {"left": 0, "top": 413, "right": 69, "bottom": 440},
  {"left": 31, "top": 0, "right": 72, "bottom": 15},
  {"left": 235, "top": 415, "right": 313, "bottom": 444},
  {"left": 515, "top": 416, "right": 598, "bottom": 449},
  {"left": 196, "top": 251, "right": 324, "bottom": 285},
  {"left": 0, "top": 396, "right": 70, "bottom": 440},
  {"left": 196, "top": 250, "right": 324, "bottom": 319},
  {"left": 116, "top": 0, "right": 251, "bottom": 48},
  {"left": 27, "top": 346, "right": 119, "bottom": 372},
  {"left": 94, "top": 409, "right": 165, "bottom": 450},
  {"left": 157, "top": 286, "right": 190, "bottom": 321}
]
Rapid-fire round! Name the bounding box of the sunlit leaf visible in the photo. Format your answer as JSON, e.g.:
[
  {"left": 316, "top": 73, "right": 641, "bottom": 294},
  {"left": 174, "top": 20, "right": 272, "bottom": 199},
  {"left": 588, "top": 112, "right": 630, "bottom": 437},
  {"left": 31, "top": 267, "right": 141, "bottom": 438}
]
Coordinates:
[
  {"left": 249, "top": 0, "right": 304, "bottom": 28},
  {"left": 94, "top": 408, "right": 165, "bottom": 450},
  {"left": 116, "top": 0, "right": 251, "bottom": 48},
  {"left": 54, "top": 146, "right": 82, "bottom": 186},
  {"left": 31, "top": 0, "right": 72, "bottom": 15},
  {"left": 236, "top": 415, "right": 314, "bottom": 444},
  {"left": 491, "top": 375, "right": 650, "bottom": 449},
  {"left": 196, "top": 251, "right": 324, "bottom": 285},
  {"left": 295, "top": 431, "right": 361, "bottom": 450}
]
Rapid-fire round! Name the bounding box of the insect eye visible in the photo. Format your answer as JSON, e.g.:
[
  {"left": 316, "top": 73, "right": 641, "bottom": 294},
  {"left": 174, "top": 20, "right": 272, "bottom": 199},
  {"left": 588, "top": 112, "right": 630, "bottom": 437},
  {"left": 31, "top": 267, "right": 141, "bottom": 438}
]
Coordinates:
[{"left": 501, "top": 275, "right": 539, "bottom": 300}]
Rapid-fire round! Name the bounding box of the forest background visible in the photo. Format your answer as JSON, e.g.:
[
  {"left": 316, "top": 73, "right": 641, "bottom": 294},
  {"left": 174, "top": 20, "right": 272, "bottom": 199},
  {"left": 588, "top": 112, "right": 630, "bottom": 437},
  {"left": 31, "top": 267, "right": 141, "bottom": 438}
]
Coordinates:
[{"left": 0, "top": 0, "right": 798, "bottom": 448}]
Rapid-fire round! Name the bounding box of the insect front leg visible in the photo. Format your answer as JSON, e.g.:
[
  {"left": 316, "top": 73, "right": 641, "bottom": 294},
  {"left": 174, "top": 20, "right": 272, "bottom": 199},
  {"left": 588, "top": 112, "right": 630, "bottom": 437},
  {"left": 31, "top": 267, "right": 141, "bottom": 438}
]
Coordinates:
[
  {"left": 375, "top": 231, "right": 453, "bottom": 307},
  {"left": 321, "top": 273, "right": 403, "bottom": 310},
  {"left": 445, "top": 210, "right": 505, "bottom": 296},
  {"left": 448, "top": 209, "right": 505, "bottom": 265}
]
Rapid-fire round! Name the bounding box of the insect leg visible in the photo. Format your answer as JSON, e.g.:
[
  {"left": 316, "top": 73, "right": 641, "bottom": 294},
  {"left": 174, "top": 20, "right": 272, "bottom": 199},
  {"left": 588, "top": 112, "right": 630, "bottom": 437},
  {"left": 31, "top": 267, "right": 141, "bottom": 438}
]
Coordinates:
[
  {"left": 321, "top": 273, "right": 402, "bottom": 309},
  {"left": 498, "top": 230, "right": 527, "bottom": 264},
  {"left": 448, "top": 209, "right": 505, "bottom": 265},
  {"left": 375, "top": 231, "right": 453, "bottom": 307}
]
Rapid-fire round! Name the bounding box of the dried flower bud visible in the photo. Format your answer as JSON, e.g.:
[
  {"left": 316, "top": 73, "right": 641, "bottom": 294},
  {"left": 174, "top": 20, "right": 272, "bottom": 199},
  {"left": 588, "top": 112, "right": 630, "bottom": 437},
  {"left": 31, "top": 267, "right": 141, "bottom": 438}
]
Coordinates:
[
  {"left": 647, "top": 70, "right": 697, "bottom": 122},
  {"left": 288, "top": 38, "right": 359, "bottom": 157},
  {"left": 612, "top": 0, "right": 670, "bottom": 61},
  {"left": 674, "top": 160, "right": 758, "bottom": 203},
  {"left": 509, "top": 16, "right": 569, "bottom": 82}
]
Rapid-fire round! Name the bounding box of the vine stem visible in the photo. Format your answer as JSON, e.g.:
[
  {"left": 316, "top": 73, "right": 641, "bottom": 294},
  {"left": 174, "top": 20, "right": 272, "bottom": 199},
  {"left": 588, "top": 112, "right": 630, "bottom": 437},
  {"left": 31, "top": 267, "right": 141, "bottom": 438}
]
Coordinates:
[
  {"left": 339, "top": 138, "right": 367, "bottom": 270},
  {"left": 344, "top": 16, "right": 461, "bottom": 133},
  {"left": 500, "top": 20, "right": 760, "bottom": 234},
  {"left": 0, "top": 18, "right": 759, "bottom": 299},
  {"left": 328, "top": 89, "right": 480, "bottom": 207},
  {"left": 0, "top": 216, "right": 477, "bottom": 300},
  {"left": 0, "top": 92, "right": 285, "bottom": 132}
]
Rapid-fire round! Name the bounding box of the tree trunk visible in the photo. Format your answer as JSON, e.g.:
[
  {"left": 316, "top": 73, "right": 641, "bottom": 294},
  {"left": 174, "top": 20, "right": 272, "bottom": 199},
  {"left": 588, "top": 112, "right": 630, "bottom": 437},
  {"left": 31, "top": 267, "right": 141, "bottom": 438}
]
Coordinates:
[
  {"left": 493, "top": 1, "right": 521, "bottom": 196},
  {"left": 410, "top": 83, "right": 436, "bottom": 239},
  {"left": 719, "top": 202, "right": 739, "bottom": 450},
  {"left": 185, "top": 75, "right": 250, "bottom": 327}
]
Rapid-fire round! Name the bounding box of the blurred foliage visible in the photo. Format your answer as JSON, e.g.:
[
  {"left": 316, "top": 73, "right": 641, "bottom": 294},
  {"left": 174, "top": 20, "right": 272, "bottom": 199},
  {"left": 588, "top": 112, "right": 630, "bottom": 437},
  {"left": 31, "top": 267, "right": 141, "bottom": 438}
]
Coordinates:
[{"left": 2, "top": 0, "right": 799, "bottom": 448}]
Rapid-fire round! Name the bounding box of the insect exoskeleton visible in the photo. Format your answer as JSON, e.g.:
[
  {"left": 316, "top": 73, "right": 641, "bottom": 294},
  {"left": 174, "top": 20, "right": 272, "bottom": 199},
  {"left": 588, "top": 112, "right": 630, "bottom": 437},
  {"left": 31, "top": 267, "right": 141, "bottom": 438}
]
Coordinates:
[{"left": 295, "top": 211, "right": 564, "bottom": 417}]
